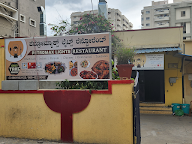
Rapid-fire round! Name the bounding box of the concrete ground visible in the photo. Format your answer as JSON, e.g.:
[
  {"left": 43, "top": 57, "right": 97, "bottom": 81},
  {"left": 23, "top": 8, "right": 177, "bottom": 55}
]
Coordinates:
[
  {"left": 0, "top": 114, "right": 192, "bottom": 144},
  {"left": 141, "top": 114, "right": 192, "bottom": 144},
  {"left": 0, "top": 138, "right": 68, "bottom": 144}
]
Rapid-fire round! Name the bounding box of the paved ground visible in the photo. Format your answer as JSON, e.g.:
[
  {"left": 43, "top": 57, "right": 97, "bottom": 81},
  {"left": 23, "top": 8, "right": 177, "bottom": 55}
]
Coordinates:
[
  {"left": 141, "top": 114, "right": 192, "bottom": 144},
  {"left": 0, "top": 138, "right": 69, "bottom": 144},
  {"left": 0, "top": 114, "right": 192, "bottom": 144}
]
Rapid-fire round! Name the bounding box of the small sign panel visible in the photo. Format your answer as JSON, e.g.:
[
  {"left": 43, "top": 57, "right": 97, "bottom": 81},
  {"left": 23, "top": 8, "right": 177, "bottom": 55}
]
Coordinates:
[{"left": 133, "top": 54, "right": 164, "bottom": 70}]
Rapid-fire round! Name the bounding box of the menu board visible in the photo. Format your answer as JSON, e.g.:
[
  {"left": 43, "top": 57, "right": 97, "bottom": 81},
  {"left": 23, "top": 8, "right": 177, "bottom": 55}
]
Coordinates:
[{"left": 5, "top": 33, "right": 111, "bottom": 81}]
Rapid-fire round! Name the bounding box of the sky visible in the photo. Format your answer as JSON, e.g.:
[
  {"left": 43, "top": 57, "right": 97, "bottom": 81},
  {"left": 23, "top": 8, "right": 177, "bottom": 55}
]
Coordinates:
[{"left": 45, "top": 0, "right": 173, "bottom": 36}]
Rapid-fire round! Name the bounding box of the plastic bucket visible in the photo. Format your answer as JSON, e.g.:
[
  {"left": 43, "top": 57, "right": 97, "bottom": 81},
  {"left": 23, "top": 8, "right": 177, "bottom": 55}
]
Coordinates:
[
  {"left": 181, "top": 104, "right": 190, "bottom": 114},
  {"left": 171, "top": 103, "right": 180, "bottom": 113}
]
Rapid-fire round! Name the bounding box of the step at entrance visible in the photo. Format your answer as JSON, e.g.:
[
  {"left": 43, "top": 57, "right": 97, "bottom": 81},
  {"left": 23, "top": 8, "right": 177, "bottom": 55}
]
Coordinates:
[{"left": 140, "top": 103, "right": 172, "bottom": 115}]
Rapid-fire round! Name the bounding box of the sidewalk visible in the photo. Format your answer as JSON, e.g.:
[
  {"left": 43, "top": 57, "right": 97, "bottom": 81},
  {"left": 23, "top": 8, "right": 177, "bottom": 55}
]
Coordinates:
[
  {"left": 141, "top": 114, "right": 192, "bottom": 144},
  {"left": 0, "top": 138, "right": 70, "bottom": 144}
]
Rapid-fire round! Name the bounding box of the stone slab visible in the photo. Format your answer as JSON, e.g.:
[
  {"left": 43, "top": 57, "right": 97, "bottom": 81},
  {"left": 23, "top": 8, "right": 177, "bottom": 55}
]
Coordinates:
[
  {"left": 2, "top": 80, "right": 19, "bottom": 90},
  {"left": 19, "top": 80, "right": 39, "bottom": 90},
  {"left": 39, "top": 81, "right": 60, "bottom": 89}
]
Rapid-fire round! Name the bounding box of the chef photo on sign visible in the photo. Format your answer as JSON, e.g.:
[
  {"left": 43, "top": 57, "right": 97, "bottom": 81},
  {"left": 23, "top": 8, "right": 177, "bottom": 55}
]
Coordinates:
[{"left": 6, "top": 39, "right": 27, "bottom": 62}]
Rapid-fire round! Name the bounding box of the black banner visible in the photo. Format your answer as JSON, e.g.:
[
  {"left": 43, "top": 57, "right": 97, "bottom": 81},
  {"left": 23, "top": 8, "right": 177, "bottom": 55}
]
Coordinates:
[
  {"left": 6, "top": 75, "right": 48, "bottom": 80},
  {"left": 72, "top": 46, "right": 109, "bottom": 55}
]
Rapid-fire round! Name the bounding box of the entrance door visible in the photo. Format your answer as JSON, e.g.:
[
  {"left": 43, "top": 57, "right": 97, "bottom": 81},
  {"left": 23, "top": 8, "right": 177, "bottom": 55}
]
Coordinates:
[
  {"left": 144, "top": 70, "right": 164, "bottom": 102},
  {"left": 132, "top": 70, "right": 165, "bottom": 102}
]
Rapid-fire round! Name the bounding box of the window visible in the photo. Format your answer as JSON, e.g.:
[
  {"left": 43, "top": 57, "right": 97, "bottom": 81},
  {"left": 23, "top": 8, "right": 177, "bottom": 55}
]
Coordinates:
[
  {"left": 73, "top": 21, "right": 78, "bottom": 24},
  {"left": 146, "top": 11, "right": 150, "bottom": 14},
  {"left": 146, "top": 17, "right": 150, "bottom": 20},
  {"left": 20, "top": 14, "right": 25, "bottom": 23},
  {"left": 146, "top": 23, "right": 150, "bottom": 26},
  {"left": 108, "top": 12, "right": 111, "bottom": 15},
  {"left": 181, "top": 11, "right": 185, "bottom": 17},
  {"left": 116, "top": 13, "right": 121, "bottom": 17},
  {"left": 141, "top": 18, "right": 144, "bottom": 21},
  {"left": 181, "top": 22, "right": 186, "bottom": 33},
  {"left": 29, "top": 18, "right": 36, "bottom": 27}
]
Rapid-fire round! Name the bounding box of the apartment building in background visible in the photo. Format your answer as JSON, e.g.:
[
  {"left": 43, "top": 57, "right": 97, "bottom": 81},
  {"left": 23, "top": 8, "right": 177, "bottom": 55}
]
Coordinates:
[
  {"left": 141, "top": 0, "right": 192, "bottom": 40},
  {"left": 0, "top": 0, "right": 46, "bottom": 38},
  {"left": 71, "top": 8, "right": 133, "bottom": 31}
]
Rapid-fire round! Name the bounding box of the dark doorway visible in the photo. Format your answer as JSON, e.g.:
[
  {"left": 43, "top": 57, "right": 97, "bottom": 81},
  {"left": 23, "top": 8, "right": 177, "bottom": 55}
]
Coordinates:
[{"left": 132, "top": 70, "right": 165, "bottom": 102}]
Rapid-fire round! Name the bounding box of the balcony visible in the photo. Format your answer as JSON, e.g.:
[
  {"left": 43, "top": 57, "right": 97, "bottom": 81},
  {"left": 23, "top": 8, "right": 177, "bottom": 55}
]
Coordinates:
[
  {"left": 123, "top": 24, "right": 128, "bottom": 28},
  {"left": 141, "top": 20, "right": 144, "bottom": 25},
  {"left": 0, "top": 2, "right": 18, "bottom": 21},
  {"left": 155, "top": 22, "right": 169, "bottom": 27},
  {"left": 116, "top": 21, "right": 121, "bottom": 26},
  {"left": 154, "top": 9, "right": 169, "bottom": 15},
  {"left": 123, "top": 20, "right": 128, "bottom": 26},
  {"left": 129, "top": 22, "right": 133, "bottom": 28},
  {"left": 154, "top": 16, "right": 169, "bottom": 21}
]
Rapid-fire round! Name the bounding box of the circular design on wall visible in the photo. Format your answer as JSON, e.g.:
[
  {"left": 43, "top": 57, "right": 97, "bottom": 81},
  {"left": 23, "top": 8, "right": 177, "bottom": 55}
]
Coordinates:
[{"left": 6, "top": 39, "right": 27, "bottom": 62}]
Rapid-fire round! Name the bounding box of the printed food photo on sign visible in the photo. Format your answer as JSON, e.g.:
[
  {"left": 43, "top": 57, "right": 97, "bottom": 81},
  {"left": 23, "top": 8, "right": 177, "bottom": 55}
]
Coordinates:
[
  {"left": 80, "top": 60, "right": 90, "bottom": 68},
  {"left": 69, "top": 60, "right": 78, "bottom": 77},
  {"left": 28, "top": 62, "right": 36, "bottom": 69},
  {"left": 80, "top": 70, "right": 97, "bottom": 79},
  {"left": 45, "top": 61, "right": 65, "bottom": 74},
  {"left": 91, "top": 60, "right": 109, "bottom": 79}
]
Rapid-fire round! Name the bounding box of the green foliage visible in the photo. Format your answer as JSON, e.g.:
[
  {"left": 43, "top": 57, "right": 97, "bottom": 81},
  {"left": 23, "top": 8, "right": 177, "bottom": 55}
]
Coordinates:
[
  {"left": 49, "top": 20, "right": 68, "bottom": 36},
  {"left": 56, "top": 80, "right": 108, "bottom": 90},
  {"left": 114, "top": 47, "right": 136, "bottom": 65},
  {"left": 69, "top": 14, "right": 113, "bottom": 34},
  {"left": 111, "top": 59, "right": 120, "bottom": 80},
  {"left": 112, "top": 67, "right": 120, "bottom": 80},
  {"left": 49, "top": 13, "right": 122, "bottom": 57},
  {"left": 68, "top": 13, "right": 121, "bottom": 56}
]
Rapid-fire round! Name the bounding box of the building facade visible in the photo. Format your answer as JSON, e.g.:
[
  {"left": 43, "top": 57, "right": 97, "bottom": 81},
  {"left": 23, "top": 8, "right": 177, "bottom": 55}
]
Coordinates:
[
  {"left": 71, "top": 8, "right": 133, "bottom": 31},
  {"left": 141, "top": 0, "right": 192, "bottom": 40},
  {"left": 114, "top": 27, "right": 184, "bottom": 106},
  {"left": 0, "top": 0, "right": 46, "bottom": 38}
]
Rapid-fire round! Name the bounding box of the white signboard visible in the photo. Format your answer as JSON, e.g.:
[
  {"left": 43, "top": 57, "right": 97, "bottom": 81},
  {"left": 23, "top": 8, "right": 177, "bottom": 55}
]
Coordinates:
[
  {"left": 5, "top": 33, "right": 111, "bottom": 81},
  {"left": 133, "top": 54, "right": 164, "bottom": 70}
]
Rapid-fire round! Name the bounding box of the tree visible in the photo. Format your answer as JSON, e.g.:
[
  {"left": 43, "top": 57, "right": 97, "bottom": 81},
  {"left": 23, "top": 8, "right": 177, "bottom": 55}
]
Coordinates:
[
  {"left": 69, "top": 13, "right": 113, "bottom": 34},
  {"left": 49, "top": 13, "right": 123, "bottom": 87},
  {"left": 48, "top": 20, "right": 68, "bottom": 36},
  {"left": 49, "top": 13, "right": 122, "bottom": 54}
]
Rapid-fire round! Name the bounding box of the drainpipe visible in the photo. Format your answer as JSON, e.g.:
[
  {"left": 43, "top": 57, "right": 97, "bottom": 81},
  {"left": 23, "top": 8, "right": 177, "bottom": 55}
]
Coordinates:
[
  {"left": 16, "top": 0, "right": 19, "bottom": 38},
  {"left": 182, "top": 43, "right": 186, "bottom": 104},
  {"left": 182, "top": 56, "right": 186, "bottom": 104}
]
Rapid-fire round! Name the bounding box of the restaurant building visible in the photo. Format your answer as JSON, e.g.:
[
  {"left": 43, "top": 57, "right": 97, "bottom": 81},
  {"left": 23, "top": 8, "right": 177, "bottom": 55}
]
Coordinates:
[{"left": 115, "top": 27, "right": 185, "bottom": 106}]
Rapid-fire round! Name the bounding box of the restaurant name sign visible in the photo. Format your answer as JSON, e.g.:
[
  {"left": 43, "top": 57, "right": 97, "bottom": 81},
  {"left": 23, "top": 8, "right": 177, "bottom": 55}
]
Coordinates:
[{"left": 5, "top": 33, "right": 111, "bottom": 81}]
